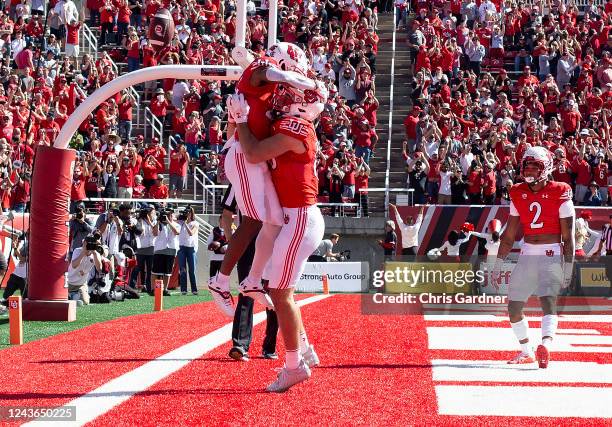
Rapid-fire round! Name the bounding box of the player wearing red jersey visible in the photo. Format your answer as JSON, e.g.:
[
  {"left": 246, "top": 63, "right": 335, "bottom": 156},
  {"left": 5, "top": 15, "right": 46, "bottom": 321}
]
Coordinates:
[
  {"left": 227, "top": 80, "right": 327, "bottom": 392},
  {"left": 492, "top": 146, "right": 575, "bottom": 368},
  {"left": 208, "top": 43, "right": 318, "bottom": 317}
]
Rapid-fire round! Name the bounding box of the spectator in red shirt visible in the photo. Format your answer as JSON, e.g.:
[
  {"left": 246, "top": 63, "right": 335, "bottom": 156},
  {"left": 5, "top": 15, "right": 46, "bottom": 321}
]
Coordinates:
[
  {"left": 466, "top": 163, "right": 483, "bottom": 204},
  {"left": 168, "top": 142, "right": 189, "bottom": 198},
  {"left": 117, "top": 151, "right": 138, "bottom": 199},
  {"left": 71, "top": 162, "right": 90, "bottom": 213},
  {"left": 572, "top": 152, "right": 592, "bottom": 204},
  {"left": 149, "top": 175, "right": 169, "bottom": 199},
  {"left": 150, "top": 88, "right": 169, "bottom": 123},
  {"left": 482, "top": 162, "right": 497, "bottom": 204},
  {"left": 141, "top": 154, "right": 163, "bottom": 192}
]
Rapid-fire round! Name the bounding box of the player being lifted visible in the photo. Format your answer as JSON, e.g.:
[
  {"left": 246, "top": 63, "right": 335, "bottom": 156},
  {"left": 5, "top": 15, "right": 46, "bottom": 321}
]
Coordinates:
[
  {"left": 208, "top": 43, "right": 318, "bottom": 316},
  {"left": 227, "top": 75, "right": 328, "bottom": 392},
  {"left": 492, "top": 146, "right": 575, "bottom": 368}
]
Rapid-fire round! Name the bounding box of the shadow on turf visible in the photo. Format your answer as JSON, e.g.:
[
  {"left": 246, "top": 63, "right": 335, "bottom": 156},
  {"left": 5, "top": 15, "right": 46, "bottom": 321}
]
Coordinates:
[
  {"left": 319, "top": 363, "right": 432, "bottom": 369},
  {"left": 0, "top": 388, "right": 268, "bottom": 400},
  {"left": 36, "top": 356, "right": 272, "bottom": 364},
  {"left": 36, "top": 358, "right": 213, "bottom": 364}
]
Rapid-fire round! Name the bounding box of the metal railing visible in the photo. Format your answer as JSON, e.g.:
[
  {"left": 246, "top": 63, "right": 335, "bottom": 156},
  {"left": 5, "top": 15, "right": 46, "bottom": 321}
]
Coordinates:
[
  {"left": 361, "top": 188, "right": 415, "bottom": 207},
  {"left": 195, "top": 215, "right": 214, "bottom": 245},
  {"left": 144, "top": 106, "right": 164, "bottom": 145},
  {"left": 195, "top": 169, "right": 226, "bottom": 214},
  {"left": 80, "top": 23, "right": 98, "bottom": 60},
  {"left": 384, "top": 6, "right": 398, "bottom": 218}
]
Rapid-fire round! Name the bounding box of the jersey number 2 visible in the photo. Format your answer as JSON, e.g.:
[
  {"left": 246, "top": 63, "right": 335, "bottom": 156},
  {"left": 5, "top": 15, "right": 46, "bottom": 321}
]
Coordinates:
[{"left": 529, "top": 202, "right": 543, "bottom": 229}]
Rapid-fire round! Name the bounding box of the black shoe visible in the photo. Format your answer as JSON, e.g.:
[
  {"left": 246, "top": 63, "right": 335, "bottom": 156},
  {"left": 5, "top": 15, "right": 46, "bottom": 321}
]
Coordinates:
[
  {"left": 229, "top": 346, "right": 249, "bottom": 361},
  {"left": 163, "top": 290, "right": 171, "bottom": 297},
  {"left": 147, "top": 290, "right": 154, "bottom": 296},
  {"left": 181, "top": 291, "right": 187, "bottom": 295},
  {"left": 262, "top": 351, "right": 279, "bottom": 360},
  {"left": 192, "top": 291, "right": 198, "bottom": 295}
]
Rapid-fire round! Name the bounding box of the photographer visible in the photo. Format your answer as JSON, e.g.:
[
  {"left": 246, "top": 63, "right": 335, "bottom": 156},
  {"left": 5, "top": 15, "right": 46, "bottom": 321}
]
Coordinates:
[
  {"left": 152, "top": 208, "right": 180, "bottom": 296},
  {"left": 69, "top": 205, "right": 94, "bottom": 257},
  {"left": 95, "top": 203, "right": 124, "bottom": 261},
  {"left": 88, "top": 245, "right": 114, "bottom": 303},
  {"left": 117, "top": 204, "right": 142, "bottom": 288},
  {"left": 207, "top": 215, "right": 227, "bottom": 278},
  {"left": 135, "top": 205, "right": 156, "bottom": 294},
  {"left": 67, "top": 235, "right": 104, "bottom": 305},
  {"left": 309, "top": 234, "right": 340, "bottom": 262},
  {"left": 177, "top": 206, "right": 199, "bottom": 295}
]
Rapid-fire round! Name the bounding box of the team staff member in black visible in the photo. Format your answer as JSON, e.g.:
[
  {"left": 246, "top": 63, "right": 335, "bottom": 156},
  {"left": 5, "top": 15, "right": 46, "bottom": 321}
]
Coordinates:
[
  {"left": 220, "top": 183, "right": 279, "bottom": 361},
  {"left": 592, "top": 215, "right": 612, "bottom": 299}
]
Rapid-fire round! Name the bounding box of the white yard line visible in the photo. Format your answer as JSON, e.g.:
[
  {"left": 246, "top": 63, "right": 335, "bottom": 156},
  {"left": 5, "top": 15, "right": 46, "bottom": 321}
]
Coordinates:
[
  {"left": 427, "top": 326, "right": 612, "bottom": 352},
  {"left": 424, "top": 314, "right": 612, "bottom": 322},
  {"left": 26, "top": 294, "right": 332, "bottom": 427},
  {"left": 436, "top": 385, "right": 612, "bottom": 418},
  {"left": 432, "top": 359, "right": 612, "bottom": 383}
]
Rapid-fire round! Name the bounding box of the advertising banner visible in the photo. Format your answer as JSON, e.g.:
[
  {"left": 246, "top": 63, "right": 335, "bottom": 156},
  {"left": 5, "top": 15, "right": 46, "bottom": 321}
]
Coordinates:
[{"left": 297, "top": 262, "right": 367, "bottom": 293}]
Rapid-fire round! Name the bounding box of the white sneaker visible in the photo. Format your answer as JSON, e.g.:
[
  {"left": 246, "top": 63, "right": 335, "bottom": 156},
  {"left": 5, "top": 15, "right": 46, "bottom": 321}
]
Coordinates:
[
  {"left": 208, "top": 275, "right": 235, "bottom": 317},
  {"left": 302, "top": 344, "right": 320, "bottom": 368},
  {"left": 266, "top": 359, "right": 311, "bottom": 393},
  {"left": 239, "top": 277, "right": 274, "bottom": 309}
]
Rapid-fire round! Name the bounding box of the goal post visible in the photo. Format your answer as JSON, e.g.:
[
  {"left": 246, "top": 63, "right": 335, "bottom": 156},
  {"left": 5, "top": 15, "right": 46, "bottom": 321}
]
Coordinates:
[{"left": 28, "top": 65, "right": 242, "bottom": 320}]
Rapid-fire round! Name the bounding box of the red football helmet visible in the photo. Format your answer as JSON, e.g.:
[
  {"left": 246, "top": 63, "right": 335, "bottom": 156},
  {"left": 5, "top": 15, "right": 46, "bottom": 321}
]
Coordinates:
[
  {"left": 521, "top": 146, "right": 553, "bottom": 184},
  {"left": 488, "top": 219, "right": 502, "bottom": 233}
]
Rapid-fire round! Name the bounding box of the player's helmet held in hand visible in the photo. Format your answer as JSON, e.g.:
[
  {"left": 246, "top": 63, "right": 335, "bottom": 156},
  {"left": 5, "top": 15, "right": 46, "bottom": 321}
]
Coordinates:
[{"left": 521, "top": 146, "right": 553, "bottom": 184}]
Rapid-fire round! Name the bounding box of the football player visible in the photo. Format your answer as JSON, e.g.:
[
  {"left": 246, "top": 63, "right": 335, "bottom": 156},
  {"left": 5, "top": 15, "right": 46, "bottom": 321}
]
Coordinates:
[
  {"left": 227, "top": 80, "right": 327, "bottom": 392},
  {"left": 491, "top": 146, "right": 575, "bottom": 368},
  {"left": 208, "top": 43, "right": 318, "bottom": 317}
]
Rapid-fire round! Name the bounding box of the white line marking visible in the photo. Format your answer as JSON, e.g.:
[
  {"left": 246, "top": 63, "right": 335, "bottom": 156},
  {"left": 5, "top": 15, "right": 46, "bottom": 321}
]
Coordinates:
[
  {"left": 424, "top": 315, "right": 612, "bottom": 322},
  {"left": 432, "top": 359, "right": 612, "bottom": 383},
  {"left": 427, "top": 327, "right": 612, "bottom": 352},
  {"left": 25, "top": 294, "right": 332, "bottom": 427},
  {"left": 436, "top": 385, "right": 612, "bottom": 418}
]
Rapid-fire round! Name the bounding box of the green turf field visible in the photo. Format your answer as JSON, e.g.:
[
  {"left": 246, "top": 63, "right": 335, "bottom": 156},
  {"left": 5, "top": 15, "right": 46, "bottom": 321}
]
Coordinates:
[{"left": 0, "top": 291, "right": 212, "bottom": 348}]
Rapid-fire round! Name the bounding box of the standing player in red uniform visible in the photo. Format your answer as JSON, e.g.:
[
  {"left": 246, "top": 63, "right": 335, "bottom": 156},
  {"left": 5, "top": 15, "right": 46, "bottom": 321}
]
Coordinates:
[
  {"left": 208, "top": 43, "right": 318, "bottom": 316},
  {"left": 492, "top": 146, "right": 575, "bottom": 368},
  {"left": 227, "top": 82, "right": 327, "bottom": 392}
]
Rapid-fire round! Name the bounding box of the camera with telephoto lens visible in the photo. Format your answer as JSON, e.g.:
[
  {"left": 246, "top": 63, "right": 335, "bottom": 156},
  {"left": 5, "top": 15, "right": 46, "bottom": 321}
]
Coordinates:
[
  {"left": 138, "top": 206, "right": 153, "bottom": 219},
  {"left": 158, "top": 208, "right": 174, "bottom": 224},
  {"left": 338, "top": 249, "right": 351, "bottom": 261},
  {"left": 84, "top": 233, "right": 102, "bottom": 252},
  {"left": 178, "top": 205, "right": 191, "bottom": 221}
]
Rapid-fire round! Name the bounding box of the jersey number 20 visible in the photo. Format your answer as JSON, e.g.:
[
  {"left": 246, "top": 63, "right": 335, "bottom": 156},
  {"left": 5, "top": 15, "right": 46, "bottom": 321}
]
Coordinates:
[{"left": 529, "top": 201, "right": 543, "bottom": 229}]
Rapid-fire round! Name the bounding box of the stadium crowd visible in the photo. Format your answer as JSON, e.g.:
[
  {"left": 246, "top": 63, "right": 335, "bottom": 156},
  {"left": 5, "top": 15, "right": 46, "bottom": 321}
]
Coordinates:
[
  {"left": 0, "top": 0, "right": 383, "bottom": 304},
  {"left": 403, "top": 0, "right": 612, "bottom": 206},
  {"left": 0, "top": 0, "right": 382, "bottom": 217}
]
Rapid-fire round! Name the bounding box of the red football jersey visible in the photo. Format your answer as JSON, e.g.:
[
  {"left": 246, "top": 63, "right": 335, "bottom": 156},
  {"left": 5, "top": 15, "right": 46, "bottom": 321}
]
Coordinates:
[
  {"left": 270, "top": 117, "right": 318, "bottom": 208},
  {"left": 509, "top": 181, "right": 573, "bottom": 236},
  {"left": 235, "top": 57, "right": 278, "bottom": 141}
]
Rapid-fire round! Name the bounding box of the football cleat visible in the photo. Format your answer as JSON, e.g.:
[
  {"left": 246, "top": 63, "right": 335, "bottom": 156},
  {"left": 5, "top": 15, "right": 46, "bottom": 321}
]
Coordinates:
[
  {"left": 302, "top": 344, "right": 320, "bottom": 368},
  {"left": 507, "top": 352, "right": 536, "bottom": 365},
  {"left": 536, "top": 344, "right": 550, "bottom": 369},
  {"left": 266, "top": 359, "right": 311, "bottom": 393},
  {"left": 208, "top": 275, "right": 235, "bottom": 317},
  {"left": 239, "top": 278, "right": 274, "bottom": 309}
]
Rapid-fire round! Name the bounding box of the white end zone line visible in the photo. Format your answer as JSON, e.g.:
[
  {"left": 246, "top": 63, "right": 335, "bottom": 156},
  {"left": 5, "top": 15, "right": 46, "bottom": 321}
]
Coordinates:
[
  {"left": 25, "top": 294, "right": 333, "bottom": 427},
  {"left": 424, "top": 314, "right": 612, "bottom": 323}
]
